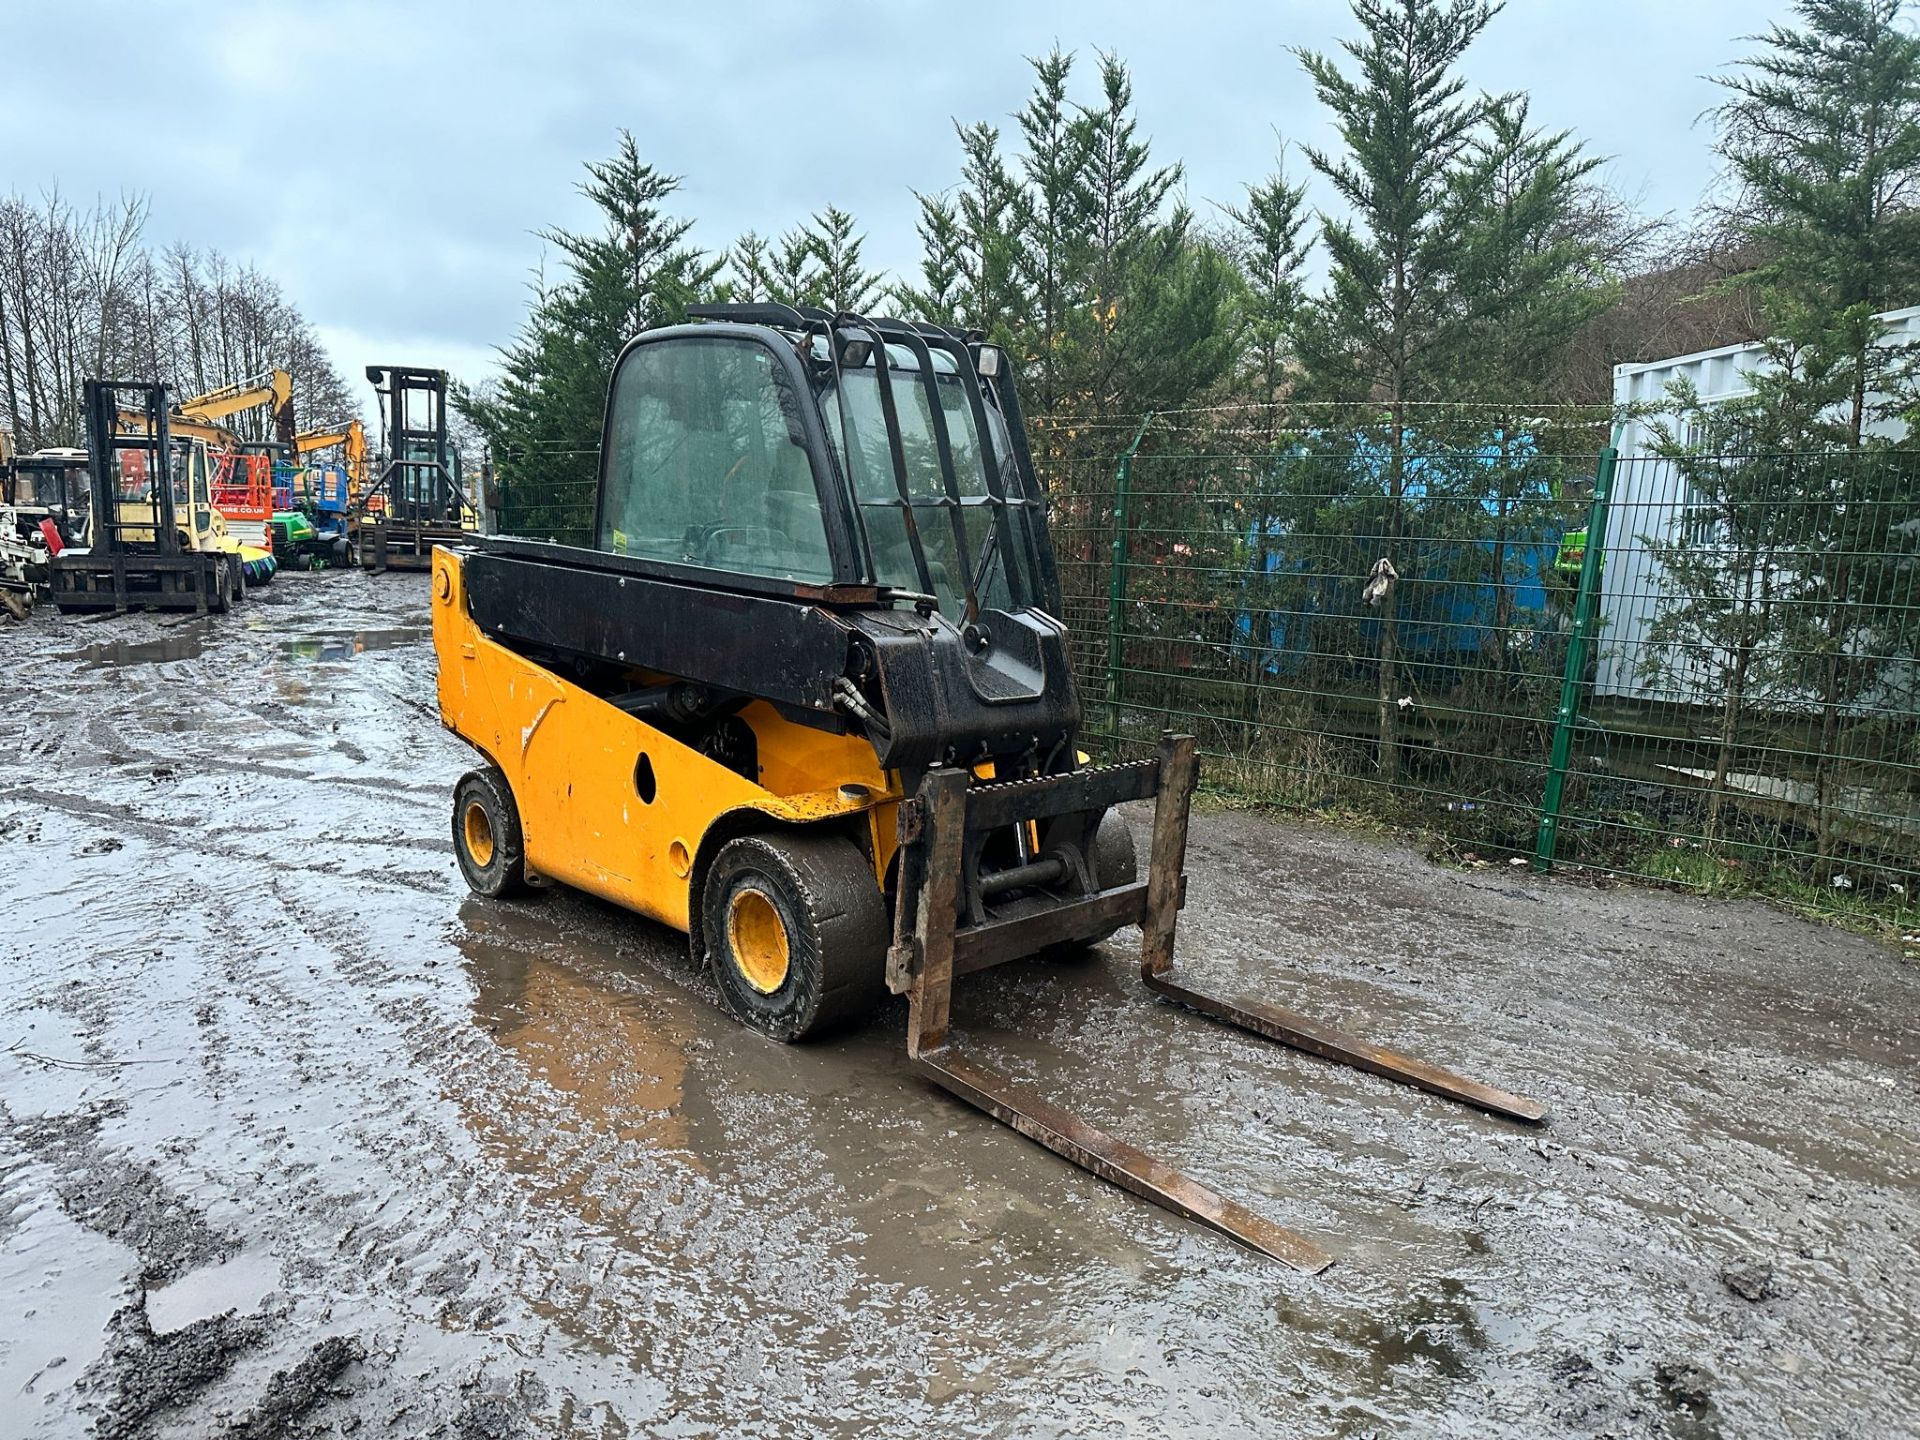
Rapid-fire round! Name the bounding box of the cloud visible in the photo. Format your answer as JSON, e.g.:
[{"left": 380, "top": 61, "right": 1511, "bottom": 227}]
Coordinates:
[{"left": 4, "top": 0, "right": 1786, "bottom": 402}]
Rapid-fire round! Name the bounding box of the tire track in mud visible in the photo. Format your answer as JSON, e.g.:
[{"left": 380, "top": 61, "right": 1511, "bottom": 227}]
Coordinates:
[
  {"left": 250, "top": 865, "right": 964, "bottom": 1434},
  {"left": 2, "top": 572, "right": 1918, "bottom": 1437}
]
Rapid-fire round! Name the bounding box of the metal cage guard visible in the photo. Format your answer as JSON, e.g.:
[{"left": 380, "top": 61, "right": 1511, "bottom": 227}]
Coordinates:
[{"left": 891, "top": 732, "right": 1544, "bottom": 1272}]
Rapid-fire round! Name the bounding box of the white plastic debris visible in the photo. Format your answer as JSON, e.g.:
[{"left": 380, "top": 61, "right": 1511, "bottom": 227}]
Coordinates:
[{"left": 1361, "top": 556, "right": 1398, "bottom": 606}]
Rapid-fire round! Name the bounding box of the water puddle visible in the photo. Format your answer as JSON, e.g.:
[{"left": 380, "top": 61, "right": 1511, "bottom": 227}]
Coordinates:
[
  {"left": 144, "top": 1251, "right": 281, "bottom": 1333},
  {"left": 278, "top": 626, "right": 429, "bottom": 663},
  {"left": 65, "top": 626, "right": 209, "bottom": 668},
  {"left": 459, "top": 909, "right": 705, "bottom": 1168}
]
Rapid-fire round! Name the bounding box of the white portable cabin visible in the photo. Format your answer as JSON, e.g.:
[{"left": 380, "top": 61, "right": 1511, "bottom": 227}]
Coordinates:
[{"left": 1595, "top": 303, "right": 1920, "bottom": 704}]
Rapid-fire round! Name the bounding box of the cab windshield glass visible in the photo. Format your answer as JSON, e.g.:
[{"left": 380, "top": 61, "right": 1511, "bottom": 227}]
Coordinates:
[{"left": 815, "top": 341, "right": 1014, "bottom": 616}]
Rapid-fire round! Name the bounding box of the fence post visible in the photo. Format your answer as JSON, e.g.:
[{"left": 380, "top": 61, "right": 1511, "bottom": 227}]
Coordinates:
[
  {"left": 1534, "top": 444, "right": 1620, "bottom": 872},
  {"left": 1104, "top": 412, "right": 1154, "bottom": 734}
]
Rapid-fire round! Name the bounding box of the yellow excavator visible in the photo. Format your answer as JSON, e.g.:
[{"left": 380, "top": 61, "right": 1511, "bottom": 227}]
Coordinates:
[
  {"left": 293, "top": 418, "right": 368, "bottom": 501},
  {"left": 432, "top": 304, "right": 1545, "bottom": 1271},
  {"left": 176, "top": 368, "right": 296, "bottom": 447}
]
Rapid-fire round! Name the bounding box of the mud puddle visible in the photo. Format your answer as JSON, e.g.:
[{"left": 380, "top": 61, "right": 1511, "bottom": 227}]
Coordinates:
[
  {"left": 277, "top": 624, "right": 430, "bottom": 662},
  {"left": 63, "top": 624, "right": 210, "bottom": 667},
  {"left": 0, "top": 569, "right": 1915, "bottom": 1436}
]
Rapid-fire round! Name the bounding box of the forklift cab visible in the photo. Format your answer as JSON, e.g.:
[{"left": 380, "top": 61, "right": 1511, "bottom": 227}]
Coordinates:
[
  {"left": 5, "top": 448, "right": 90, "bottom": 547},
  {"left": 107, "top": 435, "right": 222, "bottom": 549},
  {"left": 593, "top": 307, "right": 1057, "bottom": 627}
]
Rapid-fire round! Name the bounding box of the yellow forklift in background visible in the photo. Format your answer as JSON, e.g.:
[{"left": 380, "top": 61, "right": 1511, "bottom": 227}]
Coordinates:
[
  {"left": 432, "top": 304, "right": 1545, "bottom": 1271},
  {"left": 51, "top": 381, "right": 247, "bottom": 613}
]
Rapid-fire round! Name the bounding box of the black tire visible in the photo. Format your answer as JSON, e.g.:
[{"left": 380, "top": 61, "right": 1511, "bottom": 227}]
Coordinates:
[
  {"left": 230, "top": 555, "right": 248, "bottom": 604},
  {"left": 703, "top": 831, "right": 887, "bottom": 1042},
  {"left": 452, "top": 767, "right": 531, "bottom": 898},
  {"left": 210, "top": 557, "right": 233, "bottom": 614}
]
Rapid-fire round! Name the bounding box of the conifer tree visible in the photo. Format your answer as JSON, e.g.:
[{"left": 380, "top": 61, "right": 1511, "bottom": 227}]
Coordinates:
[
  {"left": 1295, "top": 0, "right": 1498, "bottom": 780},
  {"left": 1076, "top": 53, "right": 1183, "bottom": 423},
  {"left": 459, "top": 132, "right": 717, "bottom": 537},
  {"left": 805, "top": 206, "right": 882, "bottom": 312},
  {"left": 1709, "top": 0, "right": 1920, "bottom": 859},
  {"left": 1015, "top": 48, "right": 1096, "bottom": 419},
  {"left": 895, "top": 193, "right": 966, "bottom": 326},
  {"left": 1227, "top": 161, "right": 1314, "bottom": 422},
  {"left": 1718, "top": 0, "right": 1920, "bottom": 448},
  {"left": 952, "top": 122, "right": 1029, "bottom": 340},
  {"left": 722, "top": 230, "right": 775, "bottom": 302}
]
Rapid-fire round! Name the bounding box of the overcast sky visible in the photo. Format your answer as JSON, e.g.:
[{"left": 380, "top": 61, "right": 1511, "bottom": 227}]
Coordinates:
[{"left": 6, "top": 1, "right": 1795, "bottom": 420}]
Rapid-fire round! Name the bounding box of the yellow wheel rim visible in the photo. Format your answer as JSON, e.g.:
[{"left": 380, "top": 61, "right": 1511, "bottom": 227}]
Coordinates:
[
  {"left": 727, "top": 887, "right": 790, "bottom": 994},
  {"left": 463, "top": 800, "right": 496, "bottom": 868}
]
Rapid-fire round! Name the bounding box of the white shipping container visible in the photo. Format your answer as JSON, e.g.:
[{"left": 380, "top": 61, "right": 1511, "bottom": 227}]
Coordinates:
[{"left": 1596, "top": 304, "right": 1920, "bottom": 703}]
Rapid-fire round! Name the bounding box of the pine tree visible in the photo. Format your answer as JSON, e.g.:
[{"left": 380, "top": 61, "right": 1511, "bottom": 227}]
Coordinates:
[
  {"left": 1294, "top": 0, "right": 1499, "bottom": 781},
  {"left": 1445, "top": 98, "right": 1609, "bottom": 404},
  {"left": 894, "top": 192, "right": 966, "bottom": 326},
  {"left": 722, "top": 230, "right": 775, "bottom": 302},
  {"left": 1227, "top": 160, "right": 1313, "bottom": 422},
  {"left": 1014, "top": 48, "right": 1096, "bottom": 419},
  {"left": 1718, "top": 0, "right": 1920, "bottom": 448},
  {"left": 1711, "top": 0, "right": 1920, "bottom": 861},
  {"left": 1076, "top": 53, "right": 1183, "bottom": 423},
  {"left": 459, "top": 132, "right": 717, "bottom": 540},
  {"left": 951, "top": 122, "right": 1028, "bottom": 340},
  {"left": 770, "top": 226, "right": 822, "bottom": 308},
  {"left": 805, "top": 206, "right": 882, "bottom": 312}
]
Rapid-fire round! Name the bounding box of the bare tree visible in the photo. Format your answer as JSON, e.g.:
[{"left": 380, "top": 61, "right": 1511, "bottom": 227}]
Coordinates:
[{"left": 0, "top": 189, "right": 355, "bottom": 447}]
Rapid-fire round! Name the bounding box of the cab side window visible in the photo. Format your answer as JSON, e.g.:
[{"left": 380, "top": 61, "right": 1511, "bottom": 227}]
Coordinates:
[{"left": 599, "top": 338, "right": 833, "bottom": 583}]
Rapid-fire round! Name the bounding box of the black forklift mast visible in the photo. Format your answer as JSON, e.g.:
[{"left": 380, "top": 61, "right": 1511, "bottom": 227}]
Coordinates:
[
  {"left": 50, "top": 380, "right": 235, "bottom": 614},
  {"left": 85, "top": 380, "right": 178, "bottom": 555},
  {"left": 359, "top": 365, "right": 471, "bottom": 572},
  {"left": 364, "top": 366, "right": 468, "bottom": 525}
]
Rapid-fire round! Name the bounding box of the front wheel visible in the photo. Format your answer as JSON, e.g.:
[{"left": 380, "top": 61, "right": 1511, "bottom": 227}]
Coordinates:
[
  {"left": 452, "top": 767, "right": 531, "bottom": 897},
  {"left": 703, "top": 832, "right": 887, "bottom": 1042}
]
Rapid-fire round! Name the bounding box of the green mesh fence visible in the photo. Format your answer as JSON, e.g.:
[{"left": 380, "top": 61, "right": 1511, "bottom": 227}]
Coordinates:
[
  {"left": 487, "top": 407, "right": 1920, "bottom": 921},
  {"left": 1045, "top": 410, "right": 1920, "bottom": 922}
]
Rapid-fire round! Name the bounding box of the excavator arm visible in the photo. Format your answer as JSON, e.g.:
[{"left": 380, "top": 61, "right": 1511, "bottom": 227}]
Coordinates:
[
  {"left": 177, "top": 369, "right": 295, "bottom": 445},
  {"left": 293, "top": 419, "right": 367, "bottom": 498}
]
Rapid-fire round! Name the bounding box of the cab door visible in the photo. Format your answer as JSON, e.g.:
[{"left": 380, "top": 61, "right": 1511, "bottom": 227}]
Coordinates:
[{"left": 187, "top": 443, "right": 220, "bottom": 545}]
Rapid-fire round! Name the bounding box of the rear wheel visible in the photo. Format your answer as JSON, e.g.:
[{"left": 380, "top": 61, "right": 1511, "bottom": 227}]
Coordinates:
[
  {"left": 452, "top": 767, "right": 531, "bottom": 897},
  {"left": 704, "top": 832, "right": 887, "bottom": 1042}
]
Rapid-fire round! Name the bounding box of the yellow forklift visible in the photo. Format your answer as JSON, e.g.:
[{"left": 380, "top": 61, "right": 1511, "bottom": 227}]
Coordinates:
[
  {"left": 432, "top": 305, "right": 1544, "bottom": 1270},
  {"left": 51, "top": 381, "right": 248, "bottom": 614}
]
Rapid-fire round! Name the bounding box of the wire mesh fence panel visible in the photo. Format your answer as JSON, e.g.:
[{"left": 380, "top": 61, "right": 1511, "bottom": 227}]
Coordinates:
[
  {"left": 481, "top": 405, "right": 1919, "bottom": 917},
  {"left": 1564, "top": 447, "right": 1920, "bottom": 905},
  {"left": 495, "top": 473, "right": 598, "bottom": 547},
  {"left": 1039, "top": 409, "right": 1920, "bottom": 921}
]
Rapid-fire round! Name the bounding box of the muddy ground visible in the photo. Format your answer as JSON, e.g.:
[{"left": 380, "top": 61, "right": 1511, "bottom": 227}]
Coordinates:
[{"left": 0, "top": 570, "right": 1914, "bottom": 1439}]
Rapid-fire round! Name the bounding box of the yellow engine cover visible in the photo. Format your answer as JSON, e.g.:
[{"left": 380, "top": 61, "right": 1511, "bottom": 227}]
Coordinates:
[{"left": 430, "top": 547, "right": 898, "bottom": 934}]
